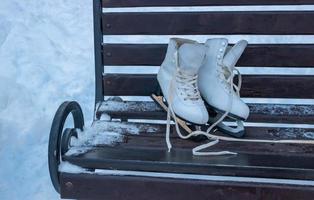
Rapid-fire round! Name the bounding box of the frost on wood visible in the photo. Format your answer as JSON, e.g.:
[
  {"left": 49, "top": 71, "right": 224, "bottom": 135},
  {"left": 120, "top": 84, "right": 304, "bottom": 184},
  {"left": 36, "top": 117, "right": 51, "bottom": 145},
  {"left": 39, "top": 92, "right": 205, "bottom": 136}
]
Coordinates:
[
  {"left": 98, "top": 100, "right": 314, "bottom": 118},
  {"left": 59, "top": 161, "right": 89, "bottom": 174},
  {"left": 249, "top": 104, "right": 314, "bottom": 116},
  {"left": 98, "top": 100, "right": 161, "bottom": 113},
  {"left": 268, "top": 128, "right": 314, "bottom": 139}
]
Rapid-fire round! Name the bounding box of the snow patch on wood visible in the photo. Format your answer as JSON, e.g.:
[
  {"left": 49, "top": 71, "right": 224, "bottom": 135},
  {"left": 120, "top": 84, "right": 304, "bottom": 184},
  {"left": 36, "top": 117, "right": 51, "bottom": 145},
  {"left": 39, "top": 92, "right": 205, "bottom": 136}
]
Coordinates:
[
  {"left": 268, "top": 128, "right": 314, "bottom": 139},
  {"left": 98, "top": 100, "right": 161, "bottom": 112},
  {"left": 250, "top": 104, "right": 314, "bottom": 116},
  {"left": 66, "top": 121, "right": 142, "bottom": 156}
]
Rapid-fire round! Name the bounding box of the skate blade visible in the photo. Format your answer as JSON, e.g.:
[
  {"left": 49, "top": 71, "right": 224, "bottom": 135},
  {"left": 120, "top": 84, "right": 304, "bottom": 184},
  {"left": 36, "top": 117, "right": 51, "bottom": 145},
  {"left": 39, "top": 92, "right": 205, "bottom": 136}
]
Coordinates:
[
  {"left": 209, "top": 112, "right": 245, "bottom": 138},
  {"left": 151, "top": 94, "right": 193, "bottom": 134}
]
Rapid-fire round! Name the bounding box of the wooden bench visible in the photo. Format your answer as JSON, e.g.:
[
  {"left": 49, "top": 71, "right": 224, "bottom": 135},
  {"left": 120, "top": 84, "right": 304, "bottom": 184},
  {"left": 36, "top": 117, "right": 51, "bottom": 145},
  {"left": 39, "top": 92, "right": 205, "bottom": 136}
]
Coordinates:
[{"left": 48, "top": 0, "right": 314, "bottom": 199}]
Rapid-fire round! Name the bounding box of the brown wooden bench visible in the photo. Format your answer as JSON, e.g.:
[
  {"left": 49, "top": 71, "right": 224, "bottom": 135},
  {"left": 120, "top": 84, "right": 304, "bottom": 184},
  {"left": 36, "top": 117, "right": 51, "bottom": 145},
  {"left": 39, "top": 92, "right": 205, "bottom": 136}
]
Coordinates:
[{"left": 48, "top": 0, "right": 314, "bottom": 199}]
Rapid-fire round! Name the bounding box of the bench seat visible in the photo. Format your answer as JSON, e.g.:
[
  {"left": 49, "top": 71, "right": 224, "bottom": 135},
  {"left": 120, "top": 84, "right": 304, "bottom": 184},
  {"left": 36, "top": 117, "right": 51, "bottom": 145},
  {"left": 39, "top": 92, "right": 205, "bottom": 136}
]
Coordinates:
[{"left": 63, "top": 117, "right": 314, "bottom": 180}]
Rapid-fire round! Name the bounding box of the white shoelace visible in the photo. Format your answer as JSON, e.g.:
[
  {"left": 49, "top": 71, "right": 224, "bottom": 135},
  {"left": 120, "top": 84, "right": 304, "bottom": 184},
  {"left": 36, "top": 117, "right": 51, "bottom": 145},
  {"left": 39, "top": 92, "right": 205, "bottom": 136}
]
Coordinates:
[
  {"left": 165, "top": 50, "right": 314, "bottom": 156},
  {"left": 175, "top": 70, "right": 201, "bottom": 101},
  {"left": 165, "top": 51, "right": 236, "bottom": 155}
]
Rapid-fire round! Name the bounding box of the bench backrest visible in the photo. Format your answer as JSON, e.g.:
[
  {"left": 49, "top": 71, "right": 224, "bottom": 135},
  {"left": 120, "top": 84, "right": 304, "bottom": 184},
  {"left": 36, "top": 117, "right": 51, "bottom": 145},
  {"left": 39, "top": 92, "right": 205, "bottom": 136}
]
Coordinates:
[{"left": 94, "top": 0, "right": 314, "bottom": 126}]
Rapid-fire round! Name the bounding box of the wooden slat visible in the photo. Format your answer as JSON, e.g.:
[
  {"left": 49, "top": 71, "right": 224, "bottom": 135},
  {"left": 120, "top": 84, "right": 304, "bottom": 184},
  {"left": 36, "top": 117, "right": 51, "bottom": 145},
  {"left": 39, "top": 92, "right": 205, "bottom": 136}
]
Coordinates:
[
  {"left": 82, "top": 121, "right": 314, "bottom": 156},
  {"left": 84, "top": 121, "right": 314, "bottom": 158},
  {"left": 63, "top": 146, "right": 314, "bottom": 180},
  {"left": 91, "top": 121, "right": 314, "bottom": 141},
  {"left": 102, "top": 0, "right": 314, "bottom": 7},
  {"left": 88, "top": 121, "right": 314, "bottom": 156},
  {"left": 97, "top": 101, "right": 314, "bottom": 124},
  {"left": 102, "top": 12, "right": 314, "bottom": 35},
  {"left": 64, "top": 121, "right": 314, "bottom": 184},
  {"left": 61, "top": 173, "right": 314, "bottom": 200},
  {"left": 102, "top": 44, "right": 314, "bottom": 67},
  {"left": 124, "top": 135, "right": 314, "bottom": 156},
  {"left": 102, "top": 74, "right": 314, "bottom": 98},
  {"left": 103, "top": 74, "right": 160, "bottom": 96}
]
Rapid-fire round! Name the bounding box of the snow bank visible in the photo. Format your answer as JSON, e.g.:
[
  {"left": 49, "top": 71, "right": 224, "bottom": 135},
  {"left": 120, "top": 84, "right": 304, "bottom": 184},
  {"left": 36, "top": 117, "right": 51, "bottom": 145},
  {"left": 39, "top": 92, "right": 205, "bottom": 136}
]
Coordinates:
[{"left": 0, "top": 0, "right": 94, "bottom": 199}]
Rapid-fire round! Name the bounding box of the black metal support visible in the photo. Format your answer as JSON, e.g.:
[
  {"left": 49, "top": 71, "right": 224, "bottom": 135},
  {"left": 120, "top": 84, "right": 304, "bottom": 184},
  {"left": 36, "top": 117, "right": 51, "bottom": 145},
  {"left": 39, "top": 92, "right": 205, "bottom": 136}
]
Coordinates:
[
  {"left": 48, "top": 101, "right": 84, "bottom": 193},
  {"left": 93, "top": 0, "right": 104, "bottom": 112}
]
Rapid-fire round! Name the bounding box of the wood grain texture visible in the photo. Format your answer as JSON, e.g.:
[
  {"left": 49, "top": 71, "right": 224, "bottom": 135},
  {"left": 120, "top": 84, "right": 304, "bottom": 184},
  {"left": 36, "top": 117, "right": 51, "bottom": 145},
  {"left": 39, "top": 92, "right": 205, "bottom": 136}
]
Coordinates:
[
  {"left": 91, "top": 120, "right": 314, "bottom": 141},
  {"left": 63, "top": 145, "right": 314, "bottom": 180},
  {"left": 102, "top": 11, "right": 314, "bottom": 35},
  {"left": 96, "top": 101, "right": 314, "bottom": 124},
  {"left": 102, "top": 0, "right": 314, "bottom": 7},
  {"left": 63, "top": 121, "right": 314, "bottom": 181},
  {"left": 102, "top": 74, "right": 314, "bottom": 98},
  {"left": 124, "top": 135, "right": 314, "bottom": 156},
  {"left": 61, "top": 172, "right": 314, "bottom": 200},
  {"left": 102, "top": 44, "right": 314, "bottom": 67},
  {"left": 89, "top": 121, "right": 314, "bottom": 155}
]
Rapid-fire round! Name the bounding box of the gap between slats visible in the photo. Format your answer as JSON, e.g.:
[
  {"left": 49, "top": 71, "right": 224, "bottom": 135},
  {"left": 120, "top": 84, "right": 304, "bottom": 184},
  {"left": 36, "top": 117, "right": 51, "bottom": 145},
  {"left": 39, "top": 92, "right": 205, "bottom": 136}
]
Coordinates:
[
  {"left": 103, "top": 5, "right": 314, "bottom": 13},
  {"left": 102, "top": 0, "right": 314, "bottom": 8},
  {"left": 103, "top": 35, "right": 314, "bottom": 44},
  {"left": 104, "top": 66, "right": 314, "bottom": 75}
]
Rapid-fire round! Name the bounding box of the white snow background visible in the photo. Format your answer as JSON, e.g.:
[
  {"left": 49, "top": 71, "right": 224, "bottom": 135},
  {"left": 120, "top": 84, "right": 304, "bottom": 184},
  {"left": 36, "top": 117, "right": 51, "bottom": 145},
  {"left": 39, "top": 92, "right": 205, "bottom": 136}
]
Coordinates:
[
  {"left": 0, "top": 1, "right": 314, "bottom": 199},
  {"left": 0, "top": 0, "right": 94, "bottom": 199}
]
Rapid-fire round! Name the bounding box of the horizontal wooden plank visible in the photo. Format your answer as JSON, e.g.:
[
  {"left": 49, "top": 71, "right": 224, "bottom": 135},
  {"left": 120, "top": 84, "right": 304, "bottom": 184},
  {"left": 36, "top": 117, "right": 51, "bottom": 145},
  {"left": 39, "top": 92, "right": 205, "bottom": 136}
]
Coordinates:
[
  {"left": 91, "top": 120, "right": 314, "bottom": 141},
  {"left": 87, "top": 121, "right": 314, "bottom": 156},
  {"left": 102, "top": 74, "right": 314, "bottom": 98},
  {"left": 102, "top": 44, "right": 314, "bottom": 67},
  {"left": 61, "top": 172, "right": 314, "bottom": 200},
  {"left": 124, "top": 135, "right": 314, "bottom": 156},
  {"left": 97, "top": 101, "right": 314, "bottom": 124},
  {"left": 102, "top": 0, "right": 314, "bottom": 7},
  {"left": 102, "top": 12, "right": 314, "bottom": 35},
  {"left": 103, "top": 74, "right": 160, "bottom": 96},
  {"left": 64, "top": 121, "right": 314, "bottom": 183},
  {"left": 63, "top": 146, "right": 314, "bottom": 180},
  {"left": 82, "top": 121, "right": 314, "bottom": 159}
]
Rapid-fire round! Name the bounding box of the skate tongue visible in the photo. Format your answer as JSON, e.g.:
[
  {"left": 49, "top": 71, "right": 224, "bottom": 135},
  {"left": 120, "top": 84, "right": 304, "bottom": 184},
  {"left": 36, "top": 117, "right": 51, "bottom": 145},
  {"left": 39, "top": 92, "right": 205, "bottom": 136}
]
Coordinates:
[
  {"left": 178, "top": 43, "right": 206, "bottom": 75},
  {"left": 223, "top": 40, "right": 248, "bottom": 70}
]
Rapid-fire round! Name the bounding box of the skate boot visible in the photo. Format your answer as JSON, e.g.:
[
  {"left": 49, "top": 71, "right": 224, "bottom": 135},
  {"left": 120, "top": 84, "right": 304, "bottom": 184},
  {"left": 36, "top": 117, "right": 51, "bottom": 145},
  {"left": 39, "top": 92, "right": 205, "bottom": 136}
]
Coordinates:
[
  {"left": 198, "top": 38, "right": 249, "bottom": 137},
  {"left": 153, "top": 38, "right": 209, "bottom": 151},
  {"left": 156, "top": 38, "right": 208, "bottom": 125}
]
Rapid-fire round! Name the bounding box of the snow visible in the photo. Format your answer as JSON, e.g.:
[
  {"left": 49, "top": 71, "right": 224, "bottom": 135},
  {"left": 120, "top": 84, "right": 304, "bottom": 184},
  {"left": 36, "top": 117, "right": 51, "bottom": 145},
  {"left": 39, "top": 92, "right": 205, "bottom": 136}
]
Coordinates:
[
  {"left": 65, "top": 121, "right": 141, "bottom": 156},
  {"left": 59, "top": 162, "right": 89, "bottom": 174},
  {"left": 98, "top": 100, "right": 161, "bottom": 113},
  {"left": 0, "top": 1, "right": 314, "bottom": 199},
  {"left": 0, "top": 0, "right": 94, "bottom": 199}
]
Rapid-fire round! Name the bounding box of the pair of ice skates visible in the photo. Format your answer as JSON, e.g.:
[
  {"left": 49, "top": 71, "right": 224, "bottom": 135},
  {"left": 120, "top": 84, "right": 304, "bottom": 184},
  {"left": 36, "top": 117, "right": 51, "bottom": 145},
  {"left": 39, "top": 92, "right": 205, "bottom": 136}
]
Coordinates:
[{"left": 152, "top": 38, "right": 249, "bottom": 155}]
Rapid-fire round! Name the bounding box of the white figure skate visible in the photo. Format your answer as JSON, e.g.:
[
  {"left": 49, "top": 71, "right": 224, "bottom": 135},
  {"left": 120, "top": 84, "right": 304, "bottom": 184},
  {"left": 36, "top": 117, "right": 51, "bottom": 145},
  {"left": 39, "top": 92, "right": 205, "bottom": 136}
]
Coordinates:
[
  {"left": 156, "top": 38, "right": 208, "bottom": 125},
  {"left": 152, "top": 38, "right": 212, "bottom": 151},
  {"left": 153, "top": 39, "right": 314, "bottom": 156},
  {"left": 198, "top": 38, "right": 249, "bottom": 137}
]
